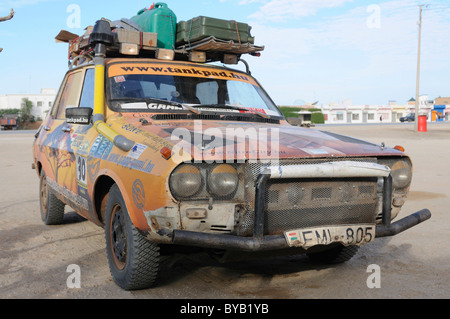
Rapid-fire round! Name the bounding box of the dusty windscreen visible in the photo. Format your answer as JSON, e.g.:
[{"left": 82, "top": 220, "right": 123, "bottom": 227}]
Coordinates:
[{"left": 106, "top": 62, "right": 282, "bottom": 117}]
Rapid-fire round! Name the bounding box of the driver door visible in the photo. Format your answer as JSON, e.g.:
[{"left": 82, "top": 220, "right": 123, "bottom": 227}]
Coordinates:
[{"left": 40, "top": 70, "right": 83, "bottom": 195}]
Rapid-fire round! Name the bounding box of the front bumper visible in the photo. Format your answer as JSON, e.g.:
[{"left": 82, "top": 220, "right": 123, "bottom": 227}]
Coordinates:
[
  {"left": 172, "top": 162, "right": 431, "bottom": 252},
  {"left": 172, "top": 208, "right": 431, "bottom": 251}
]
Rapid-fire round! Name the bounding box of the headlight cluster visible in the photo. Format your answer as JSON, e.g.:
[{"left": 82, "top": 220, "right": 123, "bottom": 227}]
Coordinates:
[
  {"left": 169, "top": 165, "right": 203, "bottom": 198},
  {"left": 169, "top": 164, "right": 240, "bottom": 200},
  {"left": 379, "top": 157, "right": 413, "bottom": 189}
]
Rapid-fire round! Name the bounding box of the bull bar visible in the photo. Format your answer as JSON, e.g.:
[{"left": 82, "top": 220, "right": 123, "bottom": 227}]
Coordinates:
[{"left": 172, "top": 162, "right": 432, "bottom": 251}]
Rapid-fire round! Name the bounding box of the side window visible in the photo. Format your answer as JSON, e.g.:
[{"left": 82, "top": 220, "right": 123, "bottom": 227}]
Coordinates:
[
  {"left": 79, "top": 68, "right": 95, "bottom": 109},
  {"left": 55, "top": 71, "right": 83, "bottom": 120}
]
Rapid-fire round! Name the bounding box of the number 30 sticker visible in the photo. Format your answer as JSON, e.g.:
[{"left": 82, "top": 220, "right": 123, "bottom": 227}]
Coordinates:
[{"left": 76, "top": 155, "right": 87, "bottom": 186}]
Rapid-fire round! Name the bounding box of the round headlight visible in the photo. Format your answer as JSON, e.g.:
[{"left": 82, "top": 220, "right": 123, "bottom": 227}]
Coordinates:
[
  {"left": 170, "top": 165, "right": 202, "bottom": 199},
  {"left": 207, "top": 164, "right": 239, "bottom": 198},
  {"left": 391, "top": 160, "right": 412, "bottom": 189}
]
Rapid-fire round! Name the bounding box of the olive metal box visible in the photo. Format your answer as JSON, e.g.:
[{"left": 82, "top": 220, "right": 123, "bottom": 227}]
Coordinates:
[{"left": 176, "top": 16, "right": 255, "bottom": 47}]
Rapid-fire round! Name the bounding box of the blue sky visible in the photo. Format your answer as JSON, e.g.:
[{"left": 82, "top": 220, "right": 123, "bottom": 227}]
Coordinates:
[{"left": 0, "top": 0, "right": 449, "bottom": 106}]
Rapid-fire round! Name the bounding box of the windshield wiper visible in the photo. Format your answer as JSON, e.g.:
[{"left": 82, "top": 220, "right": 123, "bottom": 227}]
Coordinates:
[
  {"left": 181, "top": 104, "right": 202, "bottom": 115},
  {"left": 110, "top": 97, "right": 180, "bottom": 107},
  {"left": 190, "top": 104, "right": 271, "bottom": 119},
  {"left": 110, "top": 98, "right": 202, "bottom": 115},
  {"left": 110, "top": 99, "right": 271, "bottom": 119}
]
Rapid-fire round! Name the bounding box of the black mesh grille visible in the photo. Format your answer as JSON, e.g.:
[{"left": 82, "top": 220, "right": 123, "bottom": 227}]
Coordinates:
[
  {"left": 235, "top": 158, "right": 380, "bottom": 236},
  {"left": 263, "top": 178, "right": 378, "bottom": 235}
]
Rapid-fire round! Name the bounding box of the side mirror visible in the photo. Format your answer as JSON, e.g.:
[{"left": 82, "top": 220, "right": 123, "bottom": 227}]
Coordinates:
[{"left": 65, "top": 107, "right": 93, "bottom": 125}]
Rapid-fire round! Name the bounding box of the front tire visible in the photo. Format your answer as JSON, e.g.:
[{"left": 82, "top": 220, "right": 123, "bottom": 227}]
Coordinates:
[
  {"left": 104, "top": 184, "right": 160, "bottom": 290},
  {"left": 39, "top": 171, "right": 65, "bottom": 225}
]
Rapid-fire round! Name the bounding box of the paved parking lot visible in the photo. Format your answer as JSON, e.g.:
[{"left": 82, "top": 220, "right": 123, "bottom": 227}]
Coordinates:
[{"left": 0, "top": 123, "right": 448, "bottom": 299}]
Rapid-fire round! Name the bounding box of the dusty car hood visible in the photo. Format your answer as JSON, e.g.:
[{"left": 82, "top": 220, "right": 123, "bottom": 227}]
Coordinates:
[{"left": 116, "top": 116, "right": 404, "bottom": 161}]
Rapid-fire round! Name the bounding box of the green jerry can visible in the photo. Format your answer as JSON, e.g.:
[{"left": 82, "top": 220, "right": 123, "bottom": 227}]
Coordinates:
[{"left": 131, "top": 2, "right": 177, "bottom": 50}]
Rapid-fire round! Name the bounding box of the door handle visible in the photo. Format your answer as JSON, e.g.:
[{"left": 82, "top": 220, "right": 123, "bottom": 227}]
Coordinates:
[
  {"left": 62, "top": 126, "right": 72, "bottom": 133},
  {"left": 43, "top": 126, "right": 51, "bottom": 131}
]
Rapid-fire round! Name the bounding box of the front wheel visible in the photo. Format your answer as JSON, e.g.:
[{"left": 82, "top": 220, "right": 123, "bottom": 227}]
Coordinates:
[{"left": 104, "top": 184, "right": 160, "bottom": 290}]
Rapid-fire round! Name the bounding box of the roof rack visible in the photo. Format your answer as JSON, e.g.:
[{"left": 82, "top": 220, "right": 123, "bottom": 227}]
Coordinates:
[{"left": 56, "top": 17, "right": 264, "bottom": 69}]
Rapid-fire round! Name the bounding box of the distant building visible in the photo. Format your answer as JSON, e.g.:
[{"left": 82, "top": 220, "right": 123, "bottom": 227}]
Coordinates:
[
  {"left": 321, "top": 96, "right": 434, "bottom": 124},
  {"left": 434, "top": 97, "right": 450, "bottom": 105},
  {"left": 433, "top": 97, "right": 450, "bottom": 121},
  {"left": 0, "top": 88, "right": 57, "bottom": 120}
]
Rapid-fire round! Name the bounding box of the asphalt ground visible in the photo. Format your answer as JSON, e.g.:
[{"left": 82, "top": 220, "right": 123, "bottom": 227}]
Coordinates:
[{"left": 0, "top": 123, "right": 448, "bottom": 301}]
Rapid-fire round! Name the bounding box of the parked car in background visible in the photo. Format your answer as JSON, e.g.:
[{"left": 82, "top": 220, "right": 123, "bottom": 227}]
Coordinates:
[{"left": 400, "top": 113, "right": 415, "bottom": 122}]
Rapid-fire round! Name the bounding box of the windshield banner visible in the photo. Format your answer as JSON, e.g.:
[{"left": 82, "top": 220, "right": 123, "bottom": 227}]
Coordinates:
[{"left": 108, "top": 63, "right": 258, "bottom": 86}]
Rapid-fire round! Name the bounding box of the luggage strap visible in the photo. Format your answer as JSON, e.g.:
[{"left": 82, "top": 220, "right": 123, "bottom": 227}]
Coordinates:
[{"left": 232, "top": 20, "right": 242, "bottom": 47}]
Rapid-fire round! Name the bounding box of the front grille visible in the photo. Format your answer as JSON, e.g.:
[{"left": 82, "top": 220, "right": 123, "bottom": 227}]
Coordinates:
[
  {"left": 263, "top": 178, "right": 378, "bottom": 235},
  {"left": 235, "top": 158, "right": 380, "bottom": 236}
]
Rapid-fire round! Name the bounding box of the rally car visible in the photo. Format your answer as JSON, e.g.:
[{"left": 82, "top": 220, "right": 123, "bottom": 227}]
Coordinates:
[{"left": 33, "top": 21, "right": 431, "bottom": 290}]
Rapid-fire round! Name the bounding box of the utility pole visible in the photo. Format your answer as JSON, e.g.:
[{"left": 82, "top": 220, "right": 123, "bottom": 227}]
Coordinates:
[{"left": 414, "top": 4, "right": 428, "bottom": 132}]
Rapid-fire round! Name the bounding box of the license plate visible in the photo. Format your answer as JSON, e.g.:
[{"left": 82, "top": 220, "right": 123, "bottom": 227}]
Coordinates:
[{"left": 284, "top": 225, "right": 375, "bottom": 249}]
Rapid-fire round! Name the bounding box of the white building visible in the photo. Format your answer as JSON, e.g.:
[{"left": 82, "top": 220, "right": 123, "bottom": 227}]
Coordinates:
[
  {"left": 0, "top": 88, "right": 57, "bottom": 120},
  {"left": 322, "top": 96, "right": 433, "bottom": 124}
]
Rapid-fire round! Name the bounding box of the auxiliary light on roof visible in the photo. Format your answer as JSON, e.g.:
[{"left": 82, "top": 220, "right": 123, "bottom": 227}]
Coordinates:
[
  {"left": 156, "top": 48, "right": 175, "bottom": 61},
  {"left": 119, "top": 43, "right": 139, "bottom": 55}
]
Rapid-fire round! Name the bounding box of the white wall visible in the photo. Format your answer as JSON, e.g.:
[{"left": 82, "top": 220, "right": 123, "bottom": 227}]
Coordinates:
[{"left": 0, "top": 89, "right": 56, "bottom": 120}]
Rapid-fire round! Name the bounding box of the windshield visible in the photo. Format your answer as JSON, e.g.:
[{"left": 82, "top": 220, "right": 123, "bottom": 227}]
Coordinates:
[{"left": 106, "top": 62, "right": 282, "bottom": 117}]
